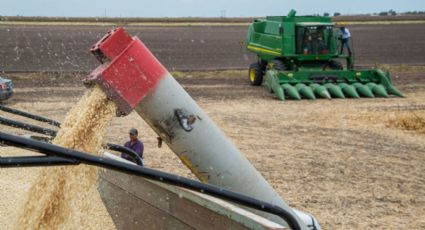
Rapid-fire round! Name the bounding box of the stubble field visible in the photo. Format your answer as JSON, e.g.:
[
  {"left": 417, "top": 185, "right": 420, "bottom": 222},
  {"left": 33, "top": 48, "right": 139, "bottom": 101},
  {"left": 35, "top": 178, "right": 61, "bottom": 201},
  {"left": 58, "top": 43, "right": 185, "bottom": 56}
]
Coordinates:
[
  {"left": 0, "top": 21, "right": 425, "bottom": 229},
  {"left": 1, "top": 66, "right": 424, "bottom": 229}
]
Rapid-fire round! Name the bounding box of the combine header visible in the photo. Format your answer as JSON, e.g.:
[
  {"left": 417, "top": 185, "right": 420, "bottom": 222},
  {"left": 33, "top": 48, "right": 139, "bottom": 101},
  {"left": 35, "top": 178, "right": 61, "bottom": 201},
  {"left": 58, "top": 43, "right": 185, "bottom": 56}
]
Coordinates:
[{"left": 246, "top": 9, "right": 404, "bottom": 100}]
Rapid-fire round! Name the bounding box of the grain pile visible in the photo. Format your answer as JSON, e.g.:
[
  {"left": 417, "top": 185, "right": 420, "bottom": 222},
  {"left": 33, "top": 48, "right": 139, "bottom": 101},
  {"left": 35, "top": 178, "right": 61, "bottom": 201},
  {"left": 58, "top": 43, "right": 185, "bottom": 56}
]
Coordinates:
[
  {"left": 388, "top": 111, "right": 425, "bottom": 134},
  {"left": 15, "top": 86, "right": 116, "bottom": 229}
]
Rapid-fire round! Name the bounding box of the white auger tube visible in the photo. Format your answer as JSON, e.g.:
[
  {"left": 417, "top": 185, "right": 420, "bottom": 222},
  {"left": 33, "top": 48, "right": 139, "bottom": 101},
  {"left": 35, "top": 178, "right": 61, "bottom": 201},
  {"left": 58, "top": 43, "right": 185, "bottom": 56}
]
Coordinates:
[
  {"left": 88, "top": 27, "right": 319, "bottom": 229},
  {"left": 135, "top": 73, "right": 318, "bottom": 229}
]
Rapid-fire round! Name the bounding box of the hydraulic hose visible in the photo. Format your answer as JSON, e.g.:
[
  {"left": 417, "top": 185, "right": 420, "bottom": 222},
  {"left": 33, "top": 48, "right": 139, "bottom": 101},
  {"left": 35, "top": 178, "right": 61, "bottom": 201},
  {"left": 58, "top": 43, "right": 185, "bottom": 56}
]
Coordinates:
[
  {"left": 106, "top": 143, "right": 143, "bottom": 166},
  {"left": 0, "top": 105, "right": 61, "bottom": 127},
  {"left": 0, "top": 156, "right": 79, "bottom": 167},
  {"left": 0, "top": 116, "right": 57, "bottom": 136},
  {"left": 0, "top": 114, "right": 142, "bottom": 165},
  {"left": 0, "top": 131, "right": 302, "bottom": 230}
]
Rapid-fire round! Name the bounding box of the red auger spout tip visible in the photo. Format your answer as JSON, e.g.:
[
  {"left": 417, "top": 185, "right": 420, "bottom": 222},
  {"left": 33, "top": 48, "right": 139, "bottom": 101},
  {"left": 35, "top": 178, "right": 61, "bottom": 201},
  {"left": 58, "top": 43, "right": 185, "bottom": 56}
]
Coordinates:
[{"left": 85, "top": 27, "right": 166, "bottom": 115}]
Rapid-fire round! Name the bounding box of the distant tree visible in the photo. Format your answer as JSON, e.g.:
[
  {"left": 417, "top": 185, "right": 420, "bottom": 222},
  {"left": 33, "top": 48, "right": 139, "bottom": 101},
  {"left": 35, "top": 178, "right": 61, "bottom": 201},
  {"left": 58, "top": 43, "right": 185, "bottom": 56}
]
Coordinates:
[
  {"left": 388, "top": 9, "right": 397, "bottom": 16},
  {"left": 323, "top": 12, "right": 330, "bottom": 17},
  {"left": 334, "top": 12, "right": 341, "bottom": 17},
  {"left": 379, "top": 11, "right": 388, "bottom": 16}
]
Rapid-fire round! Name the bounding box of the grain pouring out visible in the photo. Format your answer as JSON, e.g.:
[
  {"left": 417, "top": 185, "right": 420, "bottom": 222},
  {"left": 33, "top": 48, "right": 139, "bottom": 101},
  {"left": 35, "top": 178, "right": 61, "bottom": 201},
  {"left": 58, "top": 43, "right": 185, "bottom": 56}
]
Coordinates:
[{"left": 16, "top": 86, "right": 116, "bottom": 229}]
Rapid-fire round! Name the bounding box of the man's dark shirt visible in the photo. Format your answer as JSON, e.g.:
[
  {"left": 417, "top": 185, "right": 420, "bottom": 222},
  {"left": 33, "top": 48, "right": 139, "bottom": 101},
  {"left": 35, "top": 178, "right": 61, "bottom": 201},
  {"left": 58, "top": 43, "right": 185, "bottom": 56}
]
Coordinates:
[{"left": 122, "top": 139, "right": 144, "bottom": 163}]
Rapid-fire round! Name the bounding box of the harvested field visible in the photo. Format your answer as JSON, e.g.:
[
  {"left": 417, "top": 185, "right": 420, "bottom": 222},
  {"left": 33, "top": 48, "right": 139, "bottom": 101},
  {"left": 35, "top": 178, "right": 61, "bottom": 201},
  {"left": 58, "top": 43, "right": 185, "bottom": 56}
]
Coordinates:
[
  {"left": 0, "top": 24, "right": 425, "bottom": 72},
  {"left": 0, "top": 67, "right": 424, "bottom": 229}
]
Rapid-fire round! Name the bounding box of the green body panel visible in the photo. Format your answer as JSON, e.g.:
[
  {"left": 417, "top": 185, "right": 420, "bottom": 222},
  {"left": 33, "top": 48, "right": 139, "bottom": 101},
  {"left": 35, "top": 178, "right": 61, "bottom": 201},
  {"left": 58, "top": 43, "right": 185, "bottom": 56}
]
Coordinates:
[{"left": 246, "top": 9, "right": 404, "bottom": 100}]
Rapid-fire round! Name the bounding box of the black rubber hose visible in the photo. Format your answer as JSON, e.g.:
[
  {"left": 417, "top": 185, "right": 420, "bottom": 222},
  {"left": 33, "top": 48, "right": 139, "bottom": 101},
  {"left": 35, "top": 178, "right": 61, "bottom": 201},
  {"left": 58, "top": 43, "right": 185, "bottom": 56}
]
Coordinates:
[
  {"left": 0, "top": 115, "right": 143, "bottom": 165},
  {"left": 0, "top": 116, "right": 57, "bottom": 136},
  {"left": 0, "top": 132, "right": 302, "bottom": 230},
  {"left": 0, "top": 105, "right": 61, "bottom": 127},
  {"left": 106, "top": 143, "right": 143, "bottom": 166},
  {"left": 0, "top": 107, "right": 142, "bottom": 165},
  {"left": 0, "top": 156, "right": 79, "bottom": 167}
]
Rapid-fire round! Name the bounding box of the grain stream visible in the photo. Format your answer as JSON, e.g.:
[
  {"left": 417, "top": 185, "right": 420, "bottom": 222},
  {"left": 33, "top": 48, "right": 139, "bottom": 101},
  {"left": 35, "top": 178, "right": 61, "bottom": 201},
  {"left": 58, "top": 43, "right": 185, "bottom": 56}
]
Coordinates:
[{"left": 15, "top": 86, "right": 116, "bottom": 230}]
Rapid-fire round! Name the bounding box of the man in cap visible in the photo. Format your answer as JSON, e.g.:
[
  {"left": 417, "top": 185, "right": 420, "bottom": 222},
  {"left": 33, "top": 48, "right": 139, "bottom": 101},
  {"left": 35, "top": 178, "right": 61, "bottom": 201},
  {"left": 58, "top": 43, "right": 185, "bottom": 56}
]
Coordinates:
[{"left": 122, "top": 128, "right": 144, "bottom": 165}]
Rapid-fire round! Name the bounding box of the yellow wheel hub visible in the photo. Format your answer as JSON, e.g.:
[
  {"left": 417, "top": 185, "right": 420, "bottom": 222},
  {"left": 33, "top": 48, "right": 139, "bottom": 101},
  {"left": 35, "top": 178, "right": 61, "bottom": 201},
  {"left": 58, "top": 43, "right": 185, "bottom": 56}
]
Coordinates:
[{"left": 249, "top": 68, "right": 256, "bottom": 82}]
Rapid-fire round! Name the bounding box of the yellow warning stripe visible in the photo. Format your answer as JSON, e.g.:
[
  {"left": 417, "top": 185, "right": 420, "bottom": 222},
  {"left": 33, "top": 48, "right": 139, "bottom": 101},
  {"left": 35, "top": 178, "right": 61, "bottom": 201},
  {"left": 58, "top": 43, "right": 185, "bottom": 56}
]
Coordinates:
[
  {"left": 247, "top": 45, "right": 281, "bottom": 56},
  {"left": 178, "top": 155, "right": 208, "bottom": 183}
]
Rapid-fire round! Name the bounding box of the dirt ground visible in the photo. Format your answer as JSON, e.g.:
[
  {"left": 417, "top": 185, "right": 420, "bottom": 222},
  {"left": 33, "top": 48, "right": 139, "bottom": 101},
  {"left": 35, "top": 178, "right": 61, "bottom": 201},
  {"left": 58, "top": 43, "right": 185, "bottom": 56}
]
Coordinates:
[
  {"left": 0, "top": 68, "right": 425, "bottom": 229},
  {"left": 0, "top": 23, "right": 425, "bottom": 72}
]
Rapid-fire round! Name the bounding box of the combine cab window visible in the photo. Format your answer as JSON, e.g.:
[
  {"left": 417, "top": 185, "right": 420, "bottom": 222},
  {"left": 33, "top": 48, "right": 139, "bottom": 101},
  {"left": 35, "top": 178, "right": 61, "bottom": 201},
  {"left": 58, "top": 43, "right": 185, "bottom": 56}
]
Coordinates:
[{"left": 296, "top": 26, "right": 333, "bottom": 55}]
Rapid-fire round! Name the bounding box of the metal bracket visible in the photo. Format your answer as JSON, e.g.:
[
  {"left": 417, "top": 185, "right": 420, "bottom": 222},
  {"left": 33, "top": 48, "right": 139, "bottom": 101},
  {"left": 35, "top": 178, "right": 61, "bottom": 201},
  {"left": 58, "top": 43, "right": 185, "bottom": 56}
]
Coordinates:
[{"left": 174, "top": 109, "right": 197, "bottom": 132}]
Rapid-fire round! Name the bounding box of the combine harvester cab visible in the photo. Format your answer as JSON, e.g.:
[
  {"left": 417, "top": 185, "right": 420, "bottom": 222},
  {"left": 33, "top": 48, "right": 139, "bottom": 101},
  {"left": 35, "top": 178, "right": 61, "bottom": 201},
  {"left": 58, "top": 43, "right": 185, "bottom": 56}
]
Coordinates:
[{"left": 246, "top": 9, "right": 404, "bottom": 100}]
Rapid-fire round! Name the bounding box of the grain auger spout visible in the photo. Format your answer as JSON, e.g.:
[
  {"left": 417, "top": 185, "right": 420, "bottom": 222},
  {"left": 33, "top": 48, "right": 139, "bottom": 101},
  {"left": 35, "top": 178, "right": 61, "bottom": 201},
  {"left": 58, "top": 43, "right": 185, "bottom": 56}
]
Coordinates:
[
  {"left": 246, "top": 9, "right": 404, "bottom": 101},
  {"left": 84, "top": 27, "right": 319, "bottom": 229}
]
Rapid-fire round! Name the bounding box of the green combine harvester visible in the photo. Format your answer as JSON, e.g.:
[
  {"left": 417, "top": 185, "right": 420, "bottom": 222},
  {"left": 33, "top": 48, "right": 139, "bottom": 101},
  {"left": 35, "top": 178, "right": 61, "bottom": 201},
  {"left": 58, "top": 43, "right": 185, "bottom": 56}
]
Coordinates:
[{"left": 246, "top": 9, "right": 404, "bottom": 100}]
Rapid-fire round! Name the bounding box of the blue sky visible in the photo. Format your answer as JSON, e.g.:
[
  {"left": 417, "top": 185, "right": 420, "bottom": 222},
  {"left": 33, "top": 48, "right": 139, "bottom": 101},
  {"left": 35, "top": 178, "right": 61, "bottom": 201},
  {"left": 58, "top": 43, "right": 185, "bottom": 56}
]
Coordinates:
[{"left": 0, "top": 0, "right": 424, "bottom": 17}]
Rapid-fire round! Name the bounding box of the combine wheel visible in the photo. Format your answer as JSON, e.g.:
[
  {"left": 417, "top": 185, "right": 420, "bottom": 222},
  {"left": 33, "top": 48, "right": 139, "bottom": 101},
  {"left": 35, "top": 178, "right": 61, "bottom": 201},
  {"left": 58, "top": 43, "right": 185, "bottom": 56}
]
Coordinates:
[{"left": 249, "top": 62, "right": 265, "bottom": 86}]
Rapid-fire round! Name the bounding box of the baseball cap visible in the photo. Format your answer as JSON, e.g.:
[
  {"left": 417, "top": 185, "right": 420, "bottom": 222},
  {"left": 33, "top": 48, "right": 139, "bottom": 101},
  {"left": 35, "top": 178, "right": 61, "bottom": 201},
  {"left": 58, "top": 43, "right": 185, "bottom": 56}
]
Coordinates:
[{"left": 129, "top": 128, "right": 138, "bottom": 135}]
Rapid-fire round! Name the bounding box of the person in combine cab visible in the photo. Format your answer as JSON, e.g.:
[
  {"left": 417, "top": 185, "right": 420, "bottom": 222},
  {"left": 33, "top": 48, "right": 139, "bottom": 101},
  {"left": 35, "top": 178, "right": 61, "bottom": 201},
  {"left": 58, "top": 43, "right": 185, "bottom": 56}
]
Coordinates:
[
  {"left": 340, "top": 26, "right": 352, "bottom": 56},
  {"left": 122, "top": 128, "right": 144, "bottom": 165}
]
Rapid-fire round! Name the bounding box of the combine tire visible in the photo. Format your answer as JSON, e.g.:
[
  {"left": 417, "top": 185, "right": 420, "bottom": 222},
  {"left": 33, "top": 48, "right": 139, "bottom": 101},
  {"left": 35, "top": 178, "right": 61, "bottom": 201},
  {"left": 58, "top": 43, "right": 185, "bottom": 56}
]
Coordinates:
[{"left": 249, "top": 62, "right": 265, "bottom": 86}]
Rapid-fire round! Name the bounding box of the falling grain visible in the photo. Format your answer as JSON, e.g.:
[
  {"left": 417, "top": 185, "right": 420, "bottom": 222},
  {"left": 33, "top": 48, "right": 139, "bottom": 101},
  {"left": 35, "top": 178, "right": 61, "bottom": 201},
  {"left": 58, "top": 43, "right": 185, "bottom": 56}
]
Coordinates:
[{"left": 16, "top": 86, "right": 116, "bottom": 230}]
